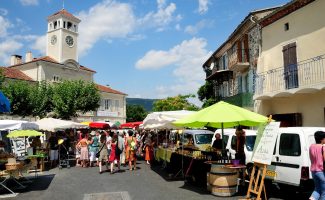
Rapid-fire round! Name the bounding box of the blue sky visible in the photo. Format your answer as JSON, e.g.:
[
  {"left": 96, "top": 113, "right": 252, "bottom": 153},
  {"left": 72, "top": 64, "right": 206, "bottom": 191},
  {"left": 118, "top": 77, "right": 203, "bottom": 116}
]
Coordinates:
[{"left": 0, "top": 0, "right": 289, "bottom": 105}]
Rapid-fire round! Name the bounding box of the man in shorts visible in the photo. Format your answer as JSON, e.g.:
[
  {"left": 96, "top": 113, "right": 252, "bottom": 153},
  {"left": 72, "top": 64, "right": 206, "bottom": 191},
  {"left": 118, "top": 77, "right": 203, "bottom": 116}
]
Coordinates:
[{"left": 47, "top": 132, "right": 59, "bottom": 168}]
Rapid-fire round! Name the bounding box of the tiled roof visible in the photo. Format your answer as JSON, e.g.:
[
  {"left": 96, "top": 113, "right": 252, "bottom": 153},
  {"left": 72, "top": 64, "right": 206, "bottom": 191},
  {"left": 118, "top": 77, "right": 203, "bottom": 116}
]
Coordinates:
[
  {"left": 48, "top": 9, "right": 80, "bottom": 22},
  {"left": 260, "top": 0, "right": 315, "bottom": 27},
  {"left": 8, "top": 56, "right": 96, "bottom": 73},
  {"left": 0, "top": 67, "right": 34, "bottom": 81},
  {"left": 96, "top": 84, "right": 127, "bottom": 96}
]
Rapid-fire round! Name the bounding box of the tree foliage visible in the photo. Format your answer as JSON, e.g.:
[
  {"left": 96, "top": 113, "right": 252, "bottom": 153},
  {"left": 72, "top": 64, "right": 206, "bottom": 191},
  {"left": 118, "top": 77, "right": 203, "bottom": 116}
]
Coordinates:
[
  {"left": 1, "top": 79, "right": 100, "bottom": 119},
  {"left": 126, "top": 104, "right": 147, "bottom": 122},
  {"left": 52, "top": 80, "right": 100, "bottom": 119},
  {"left": 2, "top": 81, "right": 36, "bottom": 116},
  {"left": 197, "top": 81, "right": 218, "bottom": 108},
  {"left": 152, "top": 94, "right": 199, "bottom": 111}
]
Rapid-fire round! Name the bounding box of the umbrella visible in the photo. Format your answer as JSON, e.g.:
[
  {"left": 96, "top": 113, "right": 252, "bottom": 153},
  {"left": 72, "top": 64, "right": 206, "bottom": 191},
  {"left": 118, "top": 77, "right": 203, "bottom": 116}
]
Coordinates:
[
  {"left": 7, "top": 130, "right": 43, "bottom": 138},
  {"left": 173, "top": 101, "right": 269, "bottom": 148},
  {"left": 89, "top": 122, "right": 110, "bottom": 129},
  {"left": 80, "top": 121, "right": 91, "bottom": 126},
  {"left": 35, "top": 118, "right": 87, "bottom": 132},
  {"left": 0, "top": 91, "right": 10, "bottom": 113},
  {"left": 120, "top": 122, "right": 143, "bottom": 129}
]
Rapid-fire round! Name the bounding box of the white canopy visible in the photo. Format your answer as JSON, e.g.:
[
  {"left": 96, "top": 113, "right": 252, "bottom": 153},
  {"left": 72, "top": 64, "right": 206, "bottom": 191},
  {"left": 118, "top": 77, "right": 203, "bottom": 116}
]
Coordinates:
[
  {"left": 35, "top": 118, "right": 87, "bottom": 132},
  {"left": 0, "top": 120, "right": 38, "bottom": 130},
  {"left": 143, "top": 110, "right": 196, "bottom": 130}
]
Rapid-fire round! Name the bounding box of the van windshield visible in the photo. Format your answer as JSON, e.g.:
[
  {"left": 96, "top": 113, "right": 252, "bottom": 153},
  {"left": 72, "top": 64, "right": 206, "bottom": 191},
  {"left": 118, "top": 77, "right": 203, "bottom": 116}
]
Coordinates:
[{"left": 195, "top": 134, "right": 214, "bottom": 144}]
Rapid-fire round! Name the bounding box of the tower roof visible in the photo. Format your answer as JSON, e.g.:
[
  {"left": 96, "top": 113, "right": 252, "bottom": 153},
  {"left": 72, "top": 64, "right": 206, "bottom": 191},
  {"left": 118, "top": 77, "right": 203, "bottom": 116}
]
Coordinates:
[{"left": 48, "top": 9, "right": 80, "bottom": 23}]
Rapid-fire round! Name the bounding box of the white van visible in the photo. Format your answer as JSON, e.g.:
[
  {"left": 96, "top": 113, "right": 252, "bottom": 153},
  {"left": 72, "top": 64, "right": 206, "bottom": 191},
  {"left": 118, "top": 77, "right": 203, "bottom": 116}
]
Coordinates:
[
  {"left": 265, "top": 127, "right": 325, "bottom": 188},
  {"left": 182, "top": 129, "right": 214, "bottom": 151}
]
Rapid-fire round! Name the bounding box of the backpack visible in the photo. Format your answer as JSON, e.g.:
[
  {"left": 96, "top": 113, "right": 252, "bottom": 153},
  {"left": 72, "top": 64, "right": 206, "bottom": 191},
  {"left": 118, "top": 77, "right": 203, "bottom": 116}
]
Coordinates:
[{"left": 130, "top": 137, "right": 137, "bottom": 151}]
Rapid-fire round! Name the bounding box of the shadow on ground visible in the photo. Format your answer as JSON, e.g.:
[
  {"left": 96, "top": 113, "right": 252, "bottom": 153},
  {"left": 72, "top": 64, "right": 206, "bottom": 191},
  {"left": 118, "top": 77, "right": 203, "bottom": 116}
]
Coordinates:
[{"left": 0, "top": 174, "right": 55, "bottom": 195}]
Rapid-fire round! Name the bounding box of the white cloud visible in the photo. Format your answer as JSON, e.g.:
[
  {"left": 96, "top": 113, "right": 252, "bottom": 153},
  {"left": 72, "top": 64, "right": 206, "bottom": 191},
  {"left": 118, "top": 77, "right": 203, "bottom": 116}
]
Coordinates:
[
  {"left": 138, "top": 0, "right": 181, "bottom": 31},
  {"left": 77, "top": 0, "right": 136, "bottom": 56},
  {"left": 20, "top": 0, "right": 39, "bottom": 6},
  {"left": 30, "top": 35, "right": 46, "bottom": 55},
  {"left": 175, "top": 24, "right": 181, "bottom": 31},
  {"left": 184, "top": 19, "right": 213, "bottom": 35},
  {"left": 0, "top": 39, "right": 23, "bottom": 65},
  {"left": 136, "top": 37, "right": 212, "bottom": 99},
  {"left": 0, "top": 16, "right": 11, "bottom": 38},
  {"left": 198, "top": 0, "right": 209, "bottom": 14}
]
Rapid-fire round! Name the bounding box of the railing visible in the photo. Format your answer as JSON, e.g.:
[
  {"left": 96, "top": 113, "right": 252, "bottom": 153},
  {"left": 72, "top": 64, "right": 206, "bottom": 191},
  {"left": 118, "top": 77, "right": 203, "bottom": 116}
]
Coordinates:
[
  {"left": 255, "top": 54, "right": 325, "bottom": 96},
  {"left": 222, "top": 92, "right": 254, "bottom": 108}
]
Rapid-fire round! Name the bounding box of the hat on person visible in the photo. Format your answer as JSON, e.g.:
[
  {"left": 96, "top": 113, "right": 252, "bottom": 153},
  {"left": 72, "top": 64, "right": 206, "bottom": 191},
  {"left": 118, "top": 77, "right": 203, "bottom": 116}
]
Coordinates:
[{"left": 90, "top": 131, "right": 96, "bottom": 136}]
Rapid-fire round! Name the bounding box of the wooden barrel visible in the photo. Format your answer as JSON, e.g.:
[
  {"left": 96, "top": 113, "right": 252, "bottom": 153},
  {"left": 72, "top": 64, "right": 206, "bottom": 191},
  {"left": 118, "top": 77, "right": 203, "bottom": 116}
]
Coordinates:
[
  {"left": 207, "top": 172, "right": 212, "bottom": 192},
  {"left": 209, "top": 164, "right": 238, "bottom": 197}
]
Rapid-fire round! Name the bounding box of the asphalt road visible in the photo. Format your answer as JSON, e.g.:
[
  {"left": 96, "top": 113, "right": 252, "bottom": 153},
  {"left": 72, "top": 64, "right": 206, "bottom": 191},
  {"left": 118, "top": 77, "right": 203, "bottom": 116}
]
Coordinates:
[{"left": 0, "top": 160, "right": 312, "bottom": 200}]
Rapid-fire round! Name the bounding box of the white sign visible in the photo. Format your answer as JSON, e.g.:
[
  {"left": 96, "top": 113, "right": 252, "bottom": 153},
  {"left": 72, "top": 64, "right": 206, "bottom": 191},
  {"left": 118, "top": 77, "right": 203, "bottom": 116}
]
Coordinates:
[
  {"left": 252, "top": 122, "right": 280, "bottom": 165},
  {"left": 97, "top": 111, "right": 118, "bottom": 117}
]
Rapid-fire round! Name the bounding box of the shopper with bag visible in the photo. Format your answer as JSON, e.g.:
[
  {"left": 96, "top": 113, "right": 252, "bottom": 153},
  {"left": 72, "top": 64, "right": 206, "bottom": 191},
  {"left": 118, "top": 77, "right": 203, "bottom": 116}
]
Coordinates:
[
  {"left": 98, "top": 133, "right": 108, "bottom": 174},
  {"left": 126, "top": 130, "right": 137, "bottom": 171},
  {"left": 109, "top": 133, "right": 121, "bottom": 174}
]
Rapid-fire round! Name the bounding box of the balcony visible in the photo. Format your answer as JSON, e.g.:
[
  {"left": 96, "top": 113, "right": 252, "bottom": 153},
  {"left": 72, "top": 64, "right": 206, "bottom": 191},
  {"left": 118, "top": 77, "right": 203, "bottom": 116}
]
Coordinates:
[
  {"left": 254, "top": 54, "right": 325, "bottom": 100},
  {"left": 222, "top": 92, "right": 254, "bottom": 109},
  {"left": 228, "top": 50, "right": 250, "bottom": 72}
]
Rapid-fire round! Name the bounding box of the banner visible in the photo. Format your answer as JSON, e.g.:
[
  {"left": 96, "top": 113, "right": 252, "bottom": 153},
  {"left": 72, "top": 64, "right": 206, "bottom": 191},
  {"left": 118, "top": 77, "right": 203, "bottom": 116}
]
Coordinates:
[{"left": 252, "top": 122, "right": 280, "bottom": 165}]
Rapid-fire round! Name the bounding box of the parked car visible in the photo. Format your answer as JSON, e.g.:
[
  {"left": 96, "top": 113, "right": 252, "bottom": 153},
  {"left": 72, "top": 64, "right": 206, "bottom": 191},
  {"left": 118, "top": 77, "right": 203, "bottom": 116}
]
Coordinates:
[{"left": 181, "top": 129, "right": 214, "bottom": 151}]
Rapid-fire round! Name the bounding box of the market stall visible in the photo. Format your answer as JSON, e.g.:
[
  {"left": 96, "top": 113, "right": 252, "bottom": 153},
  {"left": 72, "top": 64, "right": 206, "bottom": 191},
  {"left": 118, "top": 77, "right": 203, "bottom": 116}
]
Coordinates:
[{"left": 173, "top": 101, "right": 269, "bottom": 196}]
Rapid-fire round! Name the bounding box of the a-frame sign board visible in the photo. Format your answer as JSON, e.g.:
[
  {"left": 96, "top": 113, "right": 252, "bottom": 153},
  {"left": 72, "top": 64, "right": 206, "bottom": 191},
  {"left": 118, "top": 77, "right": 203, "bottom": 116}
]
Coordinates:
[{"left": 239, "top": 162, "right": 267, "bottom": 200}]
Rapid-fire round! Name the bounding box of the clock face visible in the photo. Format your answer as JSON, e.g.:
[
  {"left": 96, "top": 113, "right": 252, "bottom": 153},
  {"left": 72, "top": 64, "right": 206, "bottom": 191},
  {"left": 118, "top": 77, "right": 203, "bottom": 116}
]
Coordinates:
[
  {"left": 65, "top": 35, "right": 74, "bottom": 47},
  {"left": 51, "top": 35, "right": 57, "bottom": 45}
]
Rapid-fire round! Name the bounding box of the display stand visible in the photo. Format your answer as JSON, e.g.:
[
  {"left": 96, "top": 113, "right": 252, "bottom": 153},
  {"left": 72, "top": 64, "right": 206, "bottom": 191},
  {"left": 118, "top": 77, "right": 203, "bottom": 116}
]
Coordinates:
[{"left": 240, "top": 162, "right": 267, "bottom": 200}]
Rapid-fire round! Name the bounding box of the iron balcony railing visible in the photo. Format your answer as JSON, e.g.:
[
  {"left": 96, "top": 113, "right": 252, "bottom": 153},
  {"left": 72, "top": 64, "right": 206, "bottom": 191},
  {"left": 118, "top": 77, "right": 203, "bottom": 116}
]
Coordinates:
[
  {"left": 222, "top": 92, "right": 254, "bottom": 108},
  {"left": 255, "top": 54, "right": 325, "bottom": 96}
]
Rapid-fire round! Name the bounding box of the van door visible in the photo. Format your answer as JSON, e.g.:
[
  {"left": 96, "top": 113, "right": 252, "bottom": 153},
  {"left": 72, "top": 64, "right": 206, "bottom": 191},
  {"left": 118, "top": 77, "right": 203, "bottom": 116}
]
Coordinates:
[{"left": 272, "top": 132, "right": 303, "bottom": 186}]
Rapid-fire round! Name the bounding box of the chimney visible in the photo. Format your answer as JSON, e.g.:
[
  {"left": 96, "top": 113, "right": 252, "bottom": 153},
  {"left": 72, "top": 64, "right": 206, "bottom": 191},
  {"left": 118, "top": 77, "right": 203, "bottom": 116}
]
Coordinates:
[
  {"left": 25, "top": 51, "right": 33, "bottom": 62},
  {"left": 10, "top": 55, "right": 22, "bottom": 65}
]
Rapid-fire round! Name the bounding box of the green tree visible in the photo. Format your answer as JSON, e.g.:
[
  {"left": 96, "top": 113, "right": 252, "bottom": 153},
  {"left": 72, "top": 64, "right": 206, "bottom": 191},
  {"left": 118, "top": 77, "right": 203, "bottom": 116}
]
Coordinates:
[
  {"left": 197, "top": 81, "right": 218, "bottom": 108},
  {"left": 126, "top": 104, "right": 147, "bottom": 122},
  {"left": 2, "top": 81, "right": 36, "bottom": 116},
  {"left": 31, "top": 81, "right": 54, "bottom": 118},
  {"left": 52, "top": 80, "right": 100, "bottom": 119},
  {"left": 152, "top": 94, "right": 199, "bottom": 111}
]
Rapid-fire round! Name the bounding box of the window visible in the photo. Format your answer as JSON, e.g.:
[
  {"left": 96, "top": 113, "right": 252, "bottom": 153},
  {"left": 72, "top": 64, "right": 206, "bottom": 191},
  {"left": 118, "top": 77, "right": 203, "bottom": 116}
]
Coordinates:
[
  {"left": 54, "top": 21, "right": 57, "bottom": 29},
  {"left": 245, "top": 136, "right": 256, "bottom": 151},
  {"left": 63, "top": 21, "right": 66, "bottom": 28},
  {"left": 279, "top": 133, "right": 301, "bottom": 156},
  {"left": 115, "top": 100, "right": 119, "bottom": 110},
  {"left": 104, "top": 99, "right": 112, "bottom": 110},
  {"left": 194, "top": 134, "right": 214, "bottom": 145},
  {"left": 53, "top": 75, "right": 60, "bottom": 82},
  {"left": 222, "top": 54, "right": 228, "bottom": 70},
  {"left": 284, "top": 23, "right": 289, "bottom": 31},
  {"left": 67, "top": 22, "right": 72, "bottom": 30}
]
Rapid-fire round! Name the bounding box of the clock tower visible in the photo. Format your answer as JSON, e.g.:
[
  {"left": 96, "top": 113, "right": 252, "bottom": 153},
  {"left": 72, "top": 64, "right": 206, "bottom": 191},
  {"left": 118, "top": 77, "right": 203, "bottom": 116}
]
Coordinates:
[{"left": 46, "top": 9, "right": 80, "bottom": 63}]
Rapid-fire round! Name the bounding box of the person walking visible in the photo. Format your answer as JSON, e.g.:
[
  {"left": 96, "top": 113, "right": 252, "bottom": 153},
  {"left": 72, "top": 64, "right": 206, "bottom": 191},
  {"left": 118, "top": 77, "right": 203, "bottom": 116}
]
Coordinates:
[
  {"left": 77, "top": 133, "right": 89, "bottom": 168},
  {"left": 98, "top": 133, "right": 109, "bottom": 174},
  {"left": 126, "top": 130, "right": 137, "bottom": 171},
  {"left": 47, "top": 132, "right": 59, "bottom": 168},
  {"left": 118, "top": 131, "right": 126, "bottom": 167},
  {"left": 145, "top": 133, "right": 154, "bottom": 165},
  {"left": 88, "top": 131, "right": 99, "bottom": 167},
  {"left": 109, "top": 133, "right": 121, "bottom": 174},
  {"left": 309, "top": 131, "right": 325, "bottom": 200}
]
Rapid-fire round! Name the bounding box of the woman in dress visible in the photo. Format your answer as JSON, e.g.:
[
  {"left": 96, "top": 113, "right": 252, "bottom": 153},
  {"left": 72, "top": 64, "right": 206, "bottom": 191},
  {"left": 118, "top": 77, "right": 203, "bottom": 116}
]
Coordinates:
[
  {"left": 88, "top": 131, "right": 99, "bottom": 167},
  {"left": 126, "top": 130, "right": 137, "bottom": 171},
  {"left": 109, "top": 133, "right": 120, "bottom": 174},
  {"left": 98, "top": 133, "right": 109, "bottom": 174},
  {"left": 145, "top": 133, "right": 154, "bottom": 165},
  {"left": 77, "top": 133, "right": 89, "bottom": 168}
]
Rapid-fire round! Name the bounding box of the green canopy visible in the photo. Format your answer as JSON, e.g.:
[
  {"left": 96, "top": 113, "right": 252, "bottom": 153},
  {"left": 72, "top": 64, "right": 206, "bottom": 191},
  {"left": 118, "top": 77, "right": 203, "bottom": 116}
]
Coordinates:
[
  {"left": 173, "top": 101, "right": 269, "bottom": 128},
  {"left": 7, "top": 130, "right": 44, "bottom": 138}
]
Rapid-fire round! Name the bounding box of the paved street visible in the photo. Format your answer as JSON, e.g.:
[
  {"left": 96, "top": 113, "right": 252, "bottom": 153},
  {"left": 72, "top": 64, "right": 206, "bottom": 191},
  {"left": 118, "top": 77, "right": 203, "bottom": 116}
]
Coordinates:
[{"left": 1, "top": 160, "right": 312, "bottom": 200}]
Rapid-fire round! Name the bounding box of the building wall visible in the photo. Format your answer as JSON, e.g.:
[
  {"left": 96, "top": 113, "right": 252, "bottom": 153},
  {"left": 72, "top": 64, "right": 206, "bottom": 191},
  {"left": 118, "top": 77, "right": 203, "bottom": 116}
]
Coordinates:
[
  {"left": 258, "top": 0, "right": 325, "bottom": 73},
  {"left": 256, "top": 90, "right": 325, "bottom": 127},
  {"left": 40, "top": 62, "right": 92, "bottom": 82},
  {"left": 60, "top": 30, "right": 78, "bottom": 62}
]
